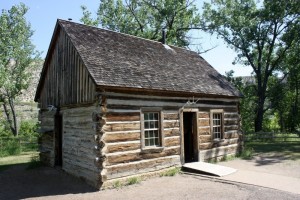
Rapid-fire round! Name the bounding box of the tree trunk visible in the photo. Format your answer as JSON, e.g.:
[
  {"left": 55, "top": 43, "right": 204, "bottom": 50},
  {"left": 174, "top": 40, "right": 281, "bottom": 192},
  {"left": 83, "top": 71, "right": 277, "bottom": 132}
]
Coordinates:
[
  {"left": 2, "top": 102, "right": 17, "bottom": 136},
  {"left": 8, "top": 98, "right": 18, "bottom": 137},
  {"left": 255, "top": 98, "right": 264, "bottom": 132}
]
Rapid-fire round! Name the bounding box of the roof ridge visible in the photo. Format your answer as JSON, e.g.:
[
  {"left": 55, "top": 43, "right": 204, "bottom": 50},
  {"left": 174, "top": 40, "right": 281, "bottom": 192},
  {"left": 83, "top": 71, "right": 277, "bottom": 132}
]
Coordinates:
[{"left": 57, "top": 18, "right": 194, "bottom": 54}]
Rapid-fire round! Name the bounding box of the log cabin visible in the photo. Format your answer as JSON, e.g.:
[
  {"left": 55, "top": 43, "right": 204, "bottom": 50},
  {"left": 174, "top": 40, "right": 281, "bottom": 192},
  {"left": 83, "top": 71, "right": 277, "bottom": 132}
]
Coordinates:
[{"left": 34, "top": 19, "right": 242, "bottom": 189}]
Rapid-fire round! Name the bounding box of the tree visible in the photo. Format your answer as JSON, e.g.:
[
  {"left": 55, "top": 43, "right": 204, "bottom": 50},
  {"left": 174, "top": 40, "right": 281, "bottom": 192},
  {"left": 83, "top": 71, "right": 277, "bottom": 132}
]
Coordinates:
[
  {"left": 0, "top": 3, "right": 40, "bottom": 136},
  {"left": 80, "top": 0, "right": 201, "bottom": 47},
  {"left": 202, "top": 0, "right": 300, "bottom": 132}
]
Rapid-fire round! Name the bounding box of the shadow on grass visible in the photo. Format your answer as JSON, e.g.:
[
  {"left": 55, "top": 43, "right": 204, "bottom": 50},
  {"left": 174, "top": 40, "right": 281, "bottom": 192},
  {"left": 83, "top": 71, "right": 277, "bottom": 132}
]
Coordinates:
[
  {"left": 244, "top": 141, "right": 300, "bottom": 166},
  {"left": 0, "top": 163, "right": 97, "bottom": 200}
]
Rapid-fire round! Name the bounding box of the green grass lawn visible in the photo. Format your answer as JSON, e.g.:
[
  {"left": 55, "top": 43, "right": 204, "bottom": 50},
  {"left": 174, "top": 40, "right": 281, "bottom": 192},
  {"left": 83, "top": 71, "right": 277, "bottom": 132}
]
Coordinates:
[
  {"left": 0, "top": 151, "right": 39, "bottom": 172},
  {"left": 245, "top": 134, "right": 300, "bottom": 160}
]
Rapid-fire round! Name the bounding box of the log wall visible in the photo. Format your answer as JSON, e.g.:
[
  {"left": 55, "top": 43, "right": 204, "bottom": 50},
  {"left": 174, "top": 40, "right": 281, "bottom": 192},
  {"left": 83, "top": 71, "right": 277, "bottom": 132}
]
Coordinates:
[
  {"left": 38, "top": 111, "right": 55, "bottom": 166},
  {"left": 198, "top": 107, "right": 241, "bottom": 161},
  {"left": 98, "top": 92, "right": 241, "bottom": 182},
  {"left": 61, "top": 105, "right": 99, "bottom": 187},
  {"left": 38, "top": 28, "right": 95, "bottom": 110}
]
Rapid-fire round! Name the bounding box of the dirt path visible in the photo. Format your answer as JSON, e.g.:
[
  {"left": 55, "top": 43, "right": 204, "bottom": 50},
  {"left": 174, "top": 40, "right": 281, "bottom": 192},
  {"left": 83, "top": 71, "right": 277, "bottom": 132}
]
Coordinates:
[{"left": 0, "top": 163, "right": 299, "bottom": 200}]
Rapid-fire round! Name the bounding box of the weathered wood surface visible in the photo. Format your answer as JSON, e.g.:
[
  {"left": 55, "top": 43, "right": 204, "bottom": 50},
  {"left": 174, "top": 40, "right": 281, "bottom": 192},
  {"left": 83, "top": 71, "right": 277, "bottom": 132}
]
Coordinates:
[
  {"left": 38, "top": 29, "right": 95, "bottom": 109},
  {"left": 106, "top": 147, "right": 180, "bottom": 165},
  {"left": 61, "top": 105, "right": 99, "bottom": 187},
  {"left": 105, "top": 155, "right": 180, "bottom": 180},
  {"left": 200, "top": 144, "right": 239, "bottom": 161}
]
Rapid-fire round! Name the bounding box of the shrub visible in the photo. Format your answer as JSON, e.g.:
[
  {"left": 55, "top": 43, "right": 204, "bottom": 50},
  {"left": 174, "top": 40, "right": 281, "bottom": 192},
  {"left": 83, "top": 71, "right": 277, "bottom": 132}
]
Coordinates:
[
  {"left": 126, "top": 177, "right": 140, "bottom": 185},
  {"left": 238, "top": 146, "right": 254, "bottom": 160},
  {"left": 160, "top": 167, "right": 181, "bottom": 177},
  {"left": 26, "top": 156, "right": 43, "bottom": 170}
]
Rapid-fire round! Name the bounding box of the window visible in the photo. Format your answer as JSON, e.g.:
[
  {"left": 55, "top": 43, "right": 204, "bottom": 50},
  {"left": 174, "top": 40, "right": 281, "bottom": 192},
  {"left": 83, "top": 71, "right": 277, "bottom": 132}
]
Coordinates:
[
  {"left": 210, "top": 110, "right": 224, "bottom": 140},
  {"left": 141, "top": 109, "right": 164, "bottom": 149}
]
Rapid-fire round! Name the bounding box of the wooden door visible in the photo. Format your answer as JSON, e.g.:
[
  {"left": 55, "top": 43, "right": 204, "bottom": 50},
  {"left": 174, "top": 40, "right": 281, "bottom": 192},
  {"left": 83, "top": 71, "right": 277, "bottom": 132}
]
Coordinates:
[{"left": 183, "top": 112, "right": 198, "bottom": 163}]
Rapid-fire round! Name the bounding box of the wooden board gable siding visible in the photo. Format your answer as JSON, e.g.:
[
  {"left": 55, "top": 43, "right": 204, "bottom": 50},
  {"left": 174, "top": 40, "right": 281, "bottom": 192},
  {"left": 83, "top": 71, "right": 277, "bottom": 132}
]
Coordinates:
[
  {"left": 61, "top": 105, "right": 99, "bottom": 187},
  {"left": 39, "top": 30, "right": 95, "bottom": 109}
]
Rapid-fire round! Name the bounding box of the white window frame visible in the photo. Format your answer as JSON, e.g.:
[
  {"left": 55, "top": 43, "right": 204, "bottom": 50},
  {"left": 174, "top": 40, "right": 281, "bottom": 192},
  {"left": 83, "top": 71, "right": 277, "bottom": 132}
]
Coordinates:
[
  {"left": 141, "top": 108, "right": 164, "bottom": 150},
  {"left": 210, "top": 109, "right": 224, "bottom": 141}
]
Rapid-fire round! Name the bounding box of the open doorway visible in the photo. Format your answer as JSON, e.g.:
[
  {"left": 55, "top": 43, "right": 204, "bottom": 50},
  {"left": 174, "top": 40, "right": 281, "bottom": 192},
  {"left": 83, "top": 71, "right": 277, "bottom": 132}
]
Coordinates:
[
  {"left": 54, "top": 113, "right": 63, "bottom": 166},
  {"left": 183, "top": 112, "right": 198, "bottom": 163}
]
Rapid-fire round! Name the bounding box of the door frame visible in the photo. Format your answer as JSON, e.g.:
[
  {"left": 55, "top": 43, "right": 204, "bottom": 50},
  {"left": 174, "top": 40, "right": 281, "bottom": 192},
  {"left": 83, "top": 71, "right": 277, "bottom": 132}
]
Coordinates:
[{"left": 180, "top": 108, "right": 199, "bottom": 164}]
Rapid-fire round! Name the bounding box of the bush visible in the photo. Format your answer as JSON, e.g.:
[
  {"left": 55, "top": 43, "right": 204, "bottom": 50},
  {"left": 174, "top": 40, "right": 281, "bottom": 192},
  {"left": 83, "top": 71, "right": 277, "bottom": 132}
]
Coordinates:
[
  {"left": 126, "top": 177, "right": 140, "bottom": 185},
  {"left": 0, "top": 138, "right": 21, "bottom": 157},
  {"left": 160, "top": 167, "right": 181, "bottom": 177},
  {"left": 238, "top": 146, "right": 254, "bottom": 160},
  {"left": 19, "top": 120, "right": 38, "bottom": 138}
]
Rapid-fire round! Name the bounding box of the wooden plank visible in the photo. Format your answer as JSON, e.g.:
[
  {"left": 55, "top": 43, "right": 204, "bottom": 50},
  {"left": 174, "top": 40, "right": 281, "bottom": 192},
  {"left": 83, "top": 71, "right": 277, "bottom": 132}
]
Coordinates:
[
  {"left": 103, "top": 132, "right": 141, "bottom": 143},
  {"left": 106, "top": 147, "right": 180, "bottom": 165},
  {"left": 103, "top": 122, "right": 140, "bottom": 132},
  {"left": 164, "top": 128, "right": 180, "bottom": 137},
  {"left": 106, "top": 112, "right": 140, "bottom": 122},
  {"left": 105, "top": 155, "right": 180, "bottom": 180},
  {"left": 106, "top": 141, "right": 140, "bottom": 153},
  {"left": 165, "top": 136, "right": 180, "bottom": 147}
]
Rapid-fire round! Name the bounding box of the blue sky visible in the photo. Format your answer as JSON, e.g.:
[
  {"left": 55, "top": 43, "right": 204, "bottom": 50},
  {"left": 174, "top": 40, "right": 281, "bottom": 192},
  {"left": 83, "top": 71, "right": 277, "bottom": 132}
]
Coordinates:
[{"left": 2, "top": 0, "right": 252, "bottom": 76}]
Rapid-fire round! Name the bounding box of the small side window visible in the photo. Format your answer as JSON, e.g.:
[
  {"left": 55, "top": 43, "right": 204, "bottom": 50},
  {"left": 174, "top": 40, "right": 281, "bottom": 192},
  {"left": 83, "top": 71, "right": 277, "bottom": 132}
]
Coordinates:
[
  {"left": 210, "top": 110, "right": 224, "bottom": 141},
  {"left": 141, "top": 109, "right": 164, "bottom": 150}
]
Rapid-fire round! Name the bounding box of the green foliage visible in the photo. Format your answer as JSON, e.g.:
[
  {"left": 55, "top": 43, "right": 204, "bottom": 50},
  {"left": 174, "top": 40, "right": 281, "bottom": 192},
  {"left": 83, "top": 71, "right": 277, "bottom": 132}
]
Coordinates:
[
  {"left": 0, "top": 139, "right": 21, "bottom": 157},
  {"left": 160, "top": 167, "right": 180, "bottom": 177},
  {"left": 80, "top": 0, "right": 201, "bottom": 47},
  {"left": 26, "top": 155, "right": 42, "bottom": 170},
  {"left": 126, "top": 177, "right": 141, "bottom": 185},
  {"left": 238, "top": 146, "right": 254, "bottom": 160},
  {"left": 112, "top": 180, "right": 123, "bottom": 188},
  {"left": 19, "top": 120, "right": 38, "bottom": 138},
  {"left": 0, "top": 3, "right": 40, "bottom": 136},
  {"left": 202, "top": 0, "right": 300, "bottom": 132}
]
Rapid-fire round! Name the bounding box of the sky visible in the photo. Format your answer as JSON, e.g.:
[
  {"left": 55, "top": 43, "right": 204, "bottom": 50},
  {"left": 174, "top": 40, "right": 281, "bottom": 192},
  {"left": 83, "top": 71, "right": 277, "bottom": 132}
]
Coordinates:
[{"left": 2, "top": 0, "right": 253, "bottom": 76}]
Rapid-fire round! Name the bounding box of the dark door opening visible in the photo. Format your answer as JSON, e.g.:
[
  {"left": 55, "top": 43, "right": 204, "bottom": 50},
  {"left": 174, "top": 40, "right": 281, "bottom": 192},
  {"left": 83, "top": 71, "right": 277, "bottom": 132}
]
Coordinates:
[
  {"left": 54, "top": 113, "right": 63, "bottom": 166},
  {"left": 183, "top": 112, "right": 198, "bottom": 163}
]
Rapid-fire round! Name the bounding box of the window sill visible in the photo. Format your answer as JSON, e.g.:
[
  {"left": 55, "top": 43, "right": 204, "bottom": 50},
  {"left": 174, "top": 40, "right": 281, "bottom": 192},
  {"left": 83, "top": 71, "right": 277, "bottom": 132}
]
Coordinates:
[
  {"left": 213, "top": 139, "right": 225, "bottom": 143},
  {"left": 141, "top": 147, "right": 164, "bottom": 154}
]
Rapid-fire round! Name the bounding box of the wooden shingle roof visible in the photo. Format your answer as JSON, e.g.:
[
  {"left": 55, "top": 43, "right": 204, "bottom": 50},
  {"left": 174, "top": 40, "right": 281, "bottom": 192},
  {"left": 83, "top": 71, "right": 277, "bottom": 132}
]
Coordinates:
[{"left": 40, "top": 19, "right": 241, "bottom": 98}]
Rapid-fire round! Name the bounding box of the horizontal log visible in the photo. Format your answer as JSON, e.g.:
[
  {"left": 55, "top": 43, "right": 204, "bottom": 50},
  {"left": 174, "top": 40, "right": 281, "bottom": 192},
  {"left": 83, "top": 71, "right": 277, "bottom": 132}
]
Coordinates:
[
  {"left": 224, "top": 113, "right": 239, "bottom": 118},
  {"left": 106, "top": 141, "right": 140, "bottom": 153},
  {"left": 199, "top": 135, "right": 212, "bottom": 143},
  {"left": 199, "top": 138, "right": 239, "bottom": 150},
  {"left": 163, "top": 121, "right": 180, "bottom": 128},
  {"left": 165, "top": 137, "right": 180, "bottom": 147},
  {"left": 199, "top": 127, "right": 210, "bottom": 135},
  {"left": 164, "top": 128, "right": 180, "bottom": 137},
  {"left": 224, "top": 125, "right": 239, "bottom": 132},
  {"left": 106, "top": 112, "right": 140, "bottom": 122},
  {"left": 103, "top": 122, "right": 140, "bottom": 132},
  {"left": 105, "top": 155, "right": 180, "bottom": 180},
  {"left": 200, "top": 144, "right": 239, "bottom": 160},
  {"left": 199, "top": 119, "right": 209, "bottom": 126},
  {"left": 198, "top": 112, "right": 209, "bottom": 118},
  {"left": 163, "top": 113, "right": 179, "bottom": 120},
  {"left": 106, "top": 147, "right": 180, "bottom": 165},
  {"left": 225, "top": 131, "right": 239, "bottom": 139},
  {"left": 224, "top": 119, "right": 239, "bottom": 126},
  {"left": 103, "top": 131, "right": 141, "bottom": 143}
]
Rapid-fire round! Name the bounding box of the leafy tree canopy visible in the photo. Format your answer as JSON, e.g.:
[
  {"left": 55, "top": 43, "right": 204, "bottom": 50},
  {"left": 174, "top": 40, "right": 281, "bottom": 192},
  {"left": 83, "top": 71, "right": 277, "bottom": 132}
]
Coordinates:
[
  {"left": 80, "top": 0, "right": 201, "bottom": 47},
  {"left": 202, "top": 0, "right": 300, "bottom": 131},
  {"left": 0, "top": 3, "right": 40, "bottom": 136}
]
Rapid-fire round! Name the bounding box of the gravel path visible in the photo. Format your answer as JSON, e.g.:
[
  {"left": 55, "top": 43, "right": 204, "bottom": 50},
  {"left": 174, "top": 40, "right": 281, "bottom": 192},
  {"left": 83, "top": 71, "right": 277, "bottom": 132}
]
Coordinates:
[{"left": 0, "top": 164, "right": 299, "bottom": 200}]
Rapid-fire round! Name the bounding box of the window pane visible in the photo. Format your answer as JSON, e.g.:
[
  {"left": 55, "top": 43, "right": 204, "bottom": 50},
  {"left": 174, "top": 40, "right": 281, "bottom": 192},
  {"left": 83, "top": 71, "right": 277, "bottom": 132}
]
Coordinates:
[
  {"left": 145, "top": 121, "right": 149, "bottom": 129},
  {"left": 145, "top": 131, "right": 149, "bottom": 139},
  {"left": 155, "top": 138, "right": 159, "bottom": 146},
  {"left": 150, "top": 113, "right": 153, "bottom": 120},
  {"left": 144, "top": 113, "right": 149, "bottom": 120},
  {"left": 145, "top": 139, "right": 149, "bottom": 146},
  {"left": 154, "top": 113, "right": 159, "bottom": 120},
  {"left": 150, "top": 138, "right": 154, "bottom": 146},
  {"left": 150, "top": 121, "right": 154, "bottom": 128}
]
